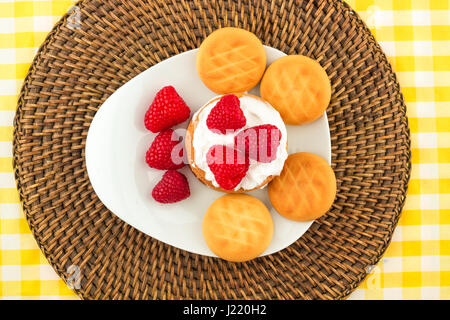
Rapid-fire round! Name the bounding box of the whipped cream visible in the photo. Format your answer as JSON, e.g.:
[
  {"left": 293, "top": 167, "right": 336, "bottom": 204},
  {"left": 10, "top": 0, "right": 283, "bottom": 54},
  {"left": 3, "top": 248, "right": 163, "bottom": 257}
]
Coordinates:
[{"left": 192, "top": 94, "right": 288, "bottom": 191}]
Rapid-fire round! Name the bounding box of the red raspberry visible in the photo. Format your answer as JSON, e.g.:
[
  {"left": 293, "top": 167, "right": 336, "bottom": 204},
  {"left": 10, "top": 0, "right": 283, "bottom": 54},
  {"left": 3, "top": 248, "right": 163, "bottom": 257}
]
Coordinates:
[
  {"left": 206, "top": 145, "right": 249, "bottom": 190},
  {"left": 145, "top": 86, "right": 190, "bottom": 133},
  {"left": 146, "top": 129, "right": 186, "bottom": 170},
  {"left": 206, "top": 94, "right": 246, "bottom": 134},
  {"left": 152, "top": 170, "right": 190, "bottom": 203},
  {"left": 234, "top": 124, "right": 282, "bottom": 163}
]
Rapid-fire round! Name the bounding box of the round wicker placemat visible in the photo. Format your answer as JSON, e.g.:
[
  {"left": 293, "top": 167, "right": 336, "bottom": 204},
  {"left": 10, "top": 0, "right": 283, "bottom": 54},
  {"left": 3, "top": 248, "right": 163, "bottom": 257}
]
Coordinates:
[{"left": 13, "top": 0, "right": 410, "bottom": 299}]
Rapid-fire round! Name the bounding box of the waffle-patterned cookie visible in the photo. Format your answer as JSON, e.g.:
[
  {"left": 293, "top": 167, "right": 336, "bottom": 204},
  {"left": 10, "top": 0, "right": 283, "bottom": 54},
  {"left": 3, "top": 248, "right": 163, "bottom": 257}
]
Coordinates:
[
  {"left": 202, "top": 194, "right": 273, "bottom": 262},
  {"left": 268, "top": 152, "right": 336, "bottom": 221},
  {"left": 260, "top": 55, "right": 331, "bottom": 125},
  {"left": 196, "top": 27, "right": 266, "bottom": 94}
]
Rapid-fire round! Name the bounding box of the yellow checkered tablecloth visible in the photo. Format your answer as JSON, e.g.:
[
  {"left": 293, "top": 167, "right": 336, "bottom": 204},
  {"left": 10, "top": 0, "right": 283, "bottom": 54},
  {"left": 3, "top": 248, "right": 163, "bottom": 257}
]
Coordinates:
[{"left": 0, "top": 0, "right": 449, "bottom": 300}]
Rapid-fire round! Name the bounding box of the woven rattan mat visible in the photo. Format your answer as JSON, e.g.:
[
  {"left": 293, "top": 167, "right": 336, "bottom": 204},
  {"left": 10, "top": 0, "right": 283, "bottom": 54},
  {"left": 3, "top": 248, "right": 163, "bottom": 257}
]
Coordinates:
[{"left": 13, "top": 0, "right": 411, "bottom": 299}]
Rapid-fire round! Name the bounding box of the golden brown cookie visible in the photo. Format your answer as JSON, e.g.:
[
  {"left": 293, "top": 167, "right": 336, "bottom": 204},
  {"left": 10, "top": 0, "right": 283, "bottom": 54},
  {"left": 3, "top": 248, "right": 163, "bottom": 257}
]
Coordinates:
[
  {"left": 196, "top": 27, "right": 266, "bottom": 94},
  {"left": 268, "top": 152, "right": 336, "bottom": 221},
  {"left": 260, "top": 55, "right": 331, "bottom": 125},
  {"left": 202, "top": 194, "right": 273, "bottom": 262}
]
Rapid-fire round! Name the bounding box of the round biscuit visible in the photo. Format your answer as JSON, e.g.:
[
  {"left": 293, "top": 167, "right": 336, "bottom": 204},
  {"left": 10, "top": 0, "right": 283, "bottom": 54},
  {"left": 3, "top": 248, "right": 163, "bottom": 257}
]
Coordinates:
[
  {"left": 260, "top": 55, "right": 331, "bottom": 125},
  {"left": 202, "top": 194, "right": 273, "bottom": 262},
  {"left": 268, "top": 152, "right": 336, "bottom": 221},
  {"left": 197, "top": 27, "right": 266, "bottom": 94}
]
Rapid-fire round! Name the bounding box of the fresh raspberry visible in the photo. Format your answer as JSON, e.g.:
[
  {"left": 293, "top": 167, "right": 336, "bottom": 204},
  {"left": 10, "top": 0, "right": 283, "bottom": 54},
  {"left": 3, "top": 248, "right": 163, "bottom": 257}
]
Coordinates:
[
  {"left": 234, "top": 124, "right": 282, "bottom": 163},
  {"left": 145, "top": 86, "right": 190, "bottom": 133},
  {"left": 152, "top": 170, "right": 190, "bottom": 203},
  {"left": 206, "top": 94, "right": 246, "bottom": 134},
  {"left": 146, "top": 129, "right": 186, "bottom": 170},
  {"left": 206, "top": 145, "right": 249, "bottom": 190}
]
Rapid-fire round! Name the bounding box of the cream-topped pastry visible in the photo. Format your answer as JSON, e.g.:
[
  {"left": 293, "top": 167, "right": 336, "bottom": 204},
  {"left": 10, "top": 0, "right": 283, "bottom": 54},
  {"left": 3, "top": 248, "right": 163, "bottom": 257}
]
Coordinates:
[{"left": 186, "top": 93, "right": 288, "bottom": 193}]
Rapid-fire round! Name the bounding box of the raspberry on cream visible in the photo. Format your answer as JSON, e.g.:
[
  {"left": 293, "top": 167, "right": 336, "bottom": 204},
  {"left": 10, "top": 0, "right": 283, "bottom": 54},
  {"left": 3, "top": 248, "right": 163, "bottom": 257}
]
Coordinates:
[{"left": 189, "top": 94, "right": 288, "bottom": 191}]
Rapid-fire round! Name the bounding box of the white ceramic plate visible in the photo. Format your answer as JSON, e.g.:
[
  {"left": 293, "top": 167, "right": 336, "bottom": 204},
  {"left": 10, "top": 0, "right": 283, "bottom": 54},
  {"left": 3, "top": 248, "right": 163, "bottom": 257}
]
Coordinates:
[{"left": 85, "top": 47, "right": 331, "bottom": 257}]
